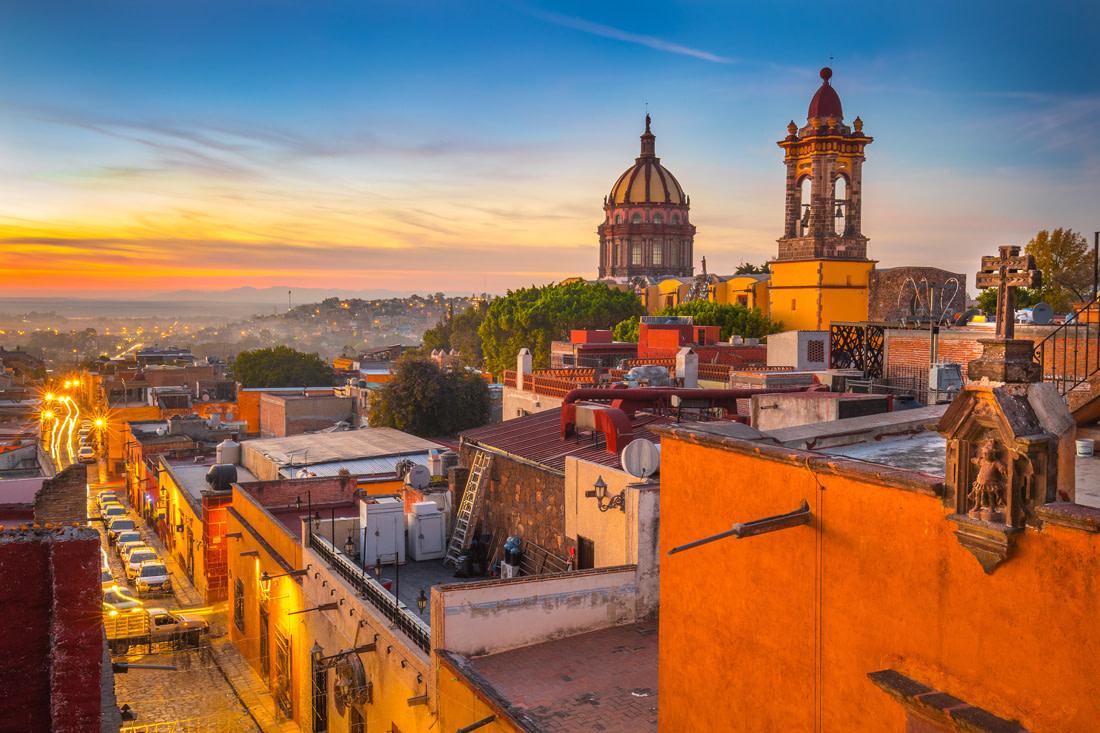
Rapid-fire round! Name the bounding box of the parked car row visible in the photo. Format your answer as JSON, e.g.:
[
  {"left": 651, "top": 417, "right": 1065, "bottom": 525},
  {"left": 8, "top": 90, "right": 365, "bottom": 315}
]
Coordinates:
[{"left": 95, "top": 491, "right": 172, "bottom": 599}]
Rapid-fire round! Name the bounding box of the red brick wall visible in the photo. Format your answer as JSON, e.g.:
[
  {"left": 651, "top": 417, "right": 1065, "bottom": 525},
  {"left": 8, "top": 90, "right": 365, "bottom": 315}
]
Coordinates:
[
  {"left": 259, "top": 394, "right": 287, "bottom": 437},
  {"left": 885, "top": 328, "right": 1096, "bottom": 382},
  {"left": 0, "top": 526, "right": 102, "bottom": 733},
  {"left": 240, "top": 473, "right": 357, "bottom": 509},
  {"left": 202, "top": 492, "right": 232, "bottom": 603}
]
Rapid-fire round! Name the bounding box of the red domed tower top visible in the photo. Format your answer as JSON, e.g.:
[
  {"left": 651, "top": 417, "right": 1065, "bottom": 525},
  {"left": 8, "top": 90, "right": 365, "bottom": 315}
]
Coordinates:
[{"left": 807, "top": 67, "right": 844, "bottom": 120}]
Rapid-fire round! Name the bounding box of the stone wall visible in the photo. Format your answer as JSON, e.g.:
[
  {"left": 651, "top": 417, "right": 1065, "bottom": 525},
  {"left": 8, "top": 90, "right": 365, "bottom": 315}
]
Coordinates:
[
  {"left": 34, "top": 463, "right": 88, "bottom": 525},
  {"left": 869, "top": 266, "right": 966, "bottom": 322},
  {"left": 458, "top": 444, "right": 570, "bottom": 559}
]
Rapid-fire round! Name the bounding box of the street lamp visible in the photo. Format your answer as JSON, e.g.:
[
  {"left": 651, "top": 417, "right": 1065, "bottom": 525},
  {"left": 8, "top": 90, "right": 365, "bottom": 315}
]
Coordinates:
[
  {"left": 585, "top": 475, "right": 625, "bottom": 513},
  {"left": 416, "top": 588, "right": 427, "bottom": 615}
]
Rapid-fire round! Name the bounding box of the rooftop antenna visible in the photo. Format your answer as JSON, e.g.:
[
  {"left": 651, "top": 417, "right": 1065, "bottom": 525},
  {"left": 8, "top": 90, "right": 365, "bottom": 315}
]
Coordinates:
[{"left": 288, "top": 289, "right": 292, "bottom": 312}]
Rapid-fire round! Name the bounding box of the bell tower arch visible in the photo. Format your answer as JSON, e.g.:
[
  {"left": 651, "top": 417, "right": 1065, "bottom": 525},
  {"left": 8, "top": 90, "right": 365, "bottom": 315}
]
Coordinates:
[{"left": 769, "top": 68, "right": 877, "bottom": 331}]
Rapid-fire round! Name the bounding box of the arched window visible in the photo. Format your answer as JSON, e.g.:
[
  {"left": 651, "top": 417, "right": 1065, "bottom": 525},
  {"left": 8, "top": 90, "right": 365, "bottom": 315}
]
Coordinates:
[
  {"left": 833, "top": 175, "right": 848, "bottom": 235},
  {"left": 671, "top": 213, "right": 679, "bottom": 225},
  {"left": 799, "top": 177, "right": 811, "bottom": 235},
  {"left": 615, "top": 214, "right": 623, "bottom": 224},
  {"left": 653, "top": 213, "right": 664, "bottom": 225},
  {"left": 631, "top": 213, "right": 642, "bottom": 224}
]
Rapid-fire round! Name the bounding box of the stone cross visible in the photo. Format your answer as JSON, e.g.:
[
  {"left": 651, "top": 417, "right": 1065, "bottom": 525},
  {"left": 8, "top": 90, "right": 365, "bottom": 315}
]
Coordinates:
[{"left": 975, "top": 245, "right": 1041, "bottom": 339}]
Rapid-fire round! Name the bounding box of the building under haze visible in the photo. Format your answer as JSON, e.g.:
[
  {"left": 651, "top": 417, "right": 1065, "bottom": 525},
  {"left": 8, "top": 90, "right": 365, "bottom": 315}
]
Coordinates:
[{"left": 598, "top": 115, "right": 696, "bottom": 283}]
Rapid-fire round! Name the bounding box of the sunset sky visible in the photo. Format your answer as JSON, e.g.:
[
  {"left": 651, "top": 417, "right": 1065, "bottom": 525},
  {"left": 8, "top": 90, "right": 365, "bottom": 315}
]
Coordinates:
[{"left": 2, "top": 1, "right": 1097, "bottom": 297}]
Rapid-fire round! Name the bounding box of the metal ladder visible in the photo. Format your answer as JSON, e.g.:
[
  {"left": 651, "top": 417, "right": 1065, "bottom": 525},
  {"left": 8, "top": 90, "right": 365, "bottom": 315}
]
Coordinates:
[{"left": 444, "top": 450, "right": 492, "bottom": 567}]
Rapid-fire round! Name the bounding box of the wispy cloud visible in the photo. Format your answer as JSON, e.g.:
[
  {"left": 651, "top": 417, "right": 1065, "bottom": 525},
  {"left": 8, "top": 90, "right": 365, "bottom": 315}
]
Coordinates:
[{"left": 530, "top": 9, "right": 736, "bottom": 64}]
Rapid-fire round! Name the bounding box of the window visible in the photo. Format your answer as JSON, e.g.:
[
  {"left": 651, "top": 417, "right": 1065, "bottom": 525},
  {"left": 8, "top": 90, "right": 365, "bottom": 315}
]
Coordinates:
[
  {"left": 632, "top": 244, "right": 642, "bottom": 265},
  {"left": 275, "top": 629, "right": 292, "bottom": 717},
  {"left": 259, "top": 607, "right": 270, "bottom": 682},
  {"left": 233, "top": 578, "right": 244, "bottom": 633},
  {"left": 671, "top": 213, "right": 679, "bottom": 224},
  {"left": 653, "top": 245, "right": 662, "bottom": 266},
  {"left": 631, "top": 213, "right": 641, "bottom": 224},
  {"left": 653, "top": 213, "right": 663, "bottom": 225},
  {"left": 807, "top": 340, "right": 826, "bottom": 364},
  {"left": 791, "top": 299, "right": 797, "bottom": 311},
  {"left": 615, "top": 214, "right": 623, "bottom": 224},
  {"left": 312, "top": 649, "right": 328, "bottom": 732}
]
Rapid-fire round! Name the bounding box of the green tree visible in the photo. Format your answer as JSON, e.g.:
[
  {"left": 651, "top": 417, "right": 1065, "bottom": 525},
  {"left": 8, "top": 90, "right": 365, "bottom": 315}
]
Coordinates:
[
  {"left": 612, "top": 316, "right": 640, "bottom": 343},
  {"left": 1025, "top": 228, "right": 1093, "bottom": 312},
  {"left": 367, "top": 357, "right": 490, "bottom": 437},
  {"left": 479, "top": 281, "right": 644, "bottom": 375},
  {"left": 658, "top": 300, "right": 783, "bottom": 340},
  {"left": 229, "top": 346, "right": 335, "bottom": 388},
  {"left": 976, "top": 287, "right": 1041, "bottom": 316},
  {"left": 734, "top": 261, "right": 771, "bottom": 275},
  {"left": 421, "top": 305, "right": 486, "bottom": 365}
]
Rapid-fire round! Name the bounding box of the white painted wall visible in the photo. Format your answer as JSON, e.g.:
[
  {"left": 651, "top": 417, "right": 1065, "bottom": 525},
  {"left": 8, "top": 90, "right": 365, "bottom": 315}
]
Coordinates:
[{"left": 433, "top": 566, "right": 639, "bottom": 656}]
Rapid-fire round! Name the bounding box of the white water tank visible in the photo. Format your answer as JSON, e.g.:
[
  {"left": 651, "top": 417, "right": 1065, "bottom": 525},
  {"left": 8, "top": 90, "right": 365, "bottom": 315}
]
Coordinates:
[{"left": 216, "top": 438, "right": 241, "bottom": 465}]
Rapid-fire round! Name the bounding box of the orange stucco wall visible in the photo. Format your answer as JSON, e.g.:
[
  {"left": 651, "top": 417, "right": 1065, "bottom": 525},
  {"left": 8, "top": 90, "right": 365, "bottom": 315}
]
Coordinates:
[{"left": 657, "top": 430, "right": 1100, "bottom": 731}]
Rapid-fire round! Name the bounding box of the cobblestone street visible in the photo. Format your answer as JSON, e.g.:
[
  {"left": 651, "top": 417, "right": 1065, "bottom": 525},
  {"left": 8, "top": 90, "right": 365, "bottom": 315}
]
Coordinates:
[
  {"left": 113, "top": 645, "right": 259, "bottom": 731},
  {"left": 94, "top": 482, "right": 295, "bottom": 732}
]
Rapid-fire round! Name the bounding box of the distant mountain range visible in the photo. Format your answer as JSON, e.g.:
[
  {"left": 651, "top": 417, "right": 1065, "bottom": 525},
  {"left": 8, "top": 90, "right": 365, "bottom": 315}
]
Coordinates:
[
  {"left": 147, "top": 286, "right": 470, "bottom": 303},
  {"left": 0, "top": 286, "right": 480, "bottom": 319}
]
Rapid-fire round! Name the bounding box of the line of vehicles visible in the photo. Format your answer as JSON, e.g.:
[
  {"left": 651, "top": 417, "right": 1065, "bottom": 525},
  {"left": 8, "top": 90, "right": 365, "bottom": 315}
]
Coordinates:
[{"left": 95, "top": 489, "right": 208, "bottom": 655}]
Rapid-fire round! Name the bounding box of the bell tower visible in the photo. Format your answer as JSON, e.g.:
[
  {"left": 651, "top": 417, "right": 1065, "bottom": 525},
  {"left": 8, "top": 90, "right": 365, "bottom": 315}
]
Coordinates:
[{"left": 769, "top": 68, "right": 876, "bottom": 331}]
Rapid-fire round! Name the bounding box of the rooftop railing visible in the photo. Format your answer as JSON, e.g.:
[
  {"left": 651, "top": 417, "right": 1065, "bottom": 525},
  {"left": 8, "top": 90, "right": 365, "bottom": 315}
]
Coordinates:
[{"left": 307, "top": 532, "right": 431, "bottom": 653}]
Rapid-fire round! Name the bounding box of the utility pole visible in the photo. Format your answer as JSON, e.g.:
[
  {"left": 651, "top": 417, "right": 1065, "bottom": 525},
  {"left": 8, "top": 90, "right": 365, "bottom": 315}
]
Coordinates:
[{"left": 1094, "top": 231, "right": 1099, "bottom": 300}]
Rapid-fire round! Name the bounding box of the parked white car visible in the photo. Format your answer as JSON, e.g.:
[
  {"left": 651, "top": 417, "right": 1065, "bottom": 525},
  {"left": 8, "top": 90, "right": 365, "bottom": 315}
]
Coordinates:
[
  {"left": 125, "top": 549, "right": 159, "bottom": 581},
  {"left": 134, "top": 562, "right": 173, "bottom": 595}
]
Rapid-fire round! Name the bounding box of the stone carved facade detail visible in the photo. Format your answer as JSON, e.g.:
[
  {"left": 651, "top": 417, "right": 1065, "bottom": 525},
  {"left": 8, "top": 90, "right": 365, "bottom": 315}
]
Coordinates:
[{"left": 937, "top": 387, "right": 1060, "bottom": 574}]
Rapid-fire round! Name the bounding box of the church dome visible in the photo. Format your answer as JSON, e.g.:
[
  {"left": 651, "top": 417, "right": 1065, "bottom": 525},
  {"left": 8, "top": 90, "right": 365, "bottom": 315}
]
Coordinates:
[
  {"left": 608, "top": 116, "right": 687, "bottom": 205},
  {"left": 807, "top": 67, "right": 843, "bottom": 120}
]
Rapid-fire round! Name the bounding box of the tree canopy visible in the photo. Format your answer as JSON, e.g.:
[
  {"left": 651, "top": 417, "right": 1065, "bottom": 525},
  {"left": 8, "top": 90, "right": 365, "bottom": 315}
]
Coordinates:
[
  {"left": 1025, "top": 228, "right": 1093, "bottom": 313},
  {"left": 230, "top": 346, "right": 335, "bottom": 388},
  {"left": 421, "top": 305, "right": 486, "bottom": 366},
  {"left": 734, "top": 261, "right": 771, "bottom": 275},
  {"left": 612, "top": 300, "right": 782, "bottom": 345},
  {"left": 479, "top": 281, "right": 644, "bottom": 375},
  {"left": 367, "top": 357, "right": 491, "bottom": 437},
  {"left": 976, "top": 287, "right": 1042, "bottom": 316}
]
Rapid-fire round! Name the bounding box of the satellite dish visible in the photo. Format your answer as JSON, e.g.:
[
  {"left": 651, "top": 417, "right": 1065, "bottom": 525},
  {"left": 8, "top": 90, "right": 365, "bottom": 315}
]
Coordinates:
[
  {"left": 405, "top": 465, "right": 431, "bottom": 490},
  {"left": 1032, "top": 302, "right": 1054, "bottom": 326},
  {"left": 621, "top": 440, "right": 660, "bottom": 478}
]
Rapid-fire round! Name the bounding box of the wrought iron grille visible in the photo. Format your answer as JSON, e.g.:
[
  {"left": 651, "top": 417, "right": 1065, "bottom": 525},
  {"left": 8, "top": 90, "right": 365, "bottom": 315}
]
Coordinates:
[
  {"left": 1033, "top": 296, "right": 1100, "bottom": 397},
  {"left": 830, "top": 323, "right": 885, "bottom": 378},
  {"left": 308, "top": 532, "right": 431, "bottom": 653}
]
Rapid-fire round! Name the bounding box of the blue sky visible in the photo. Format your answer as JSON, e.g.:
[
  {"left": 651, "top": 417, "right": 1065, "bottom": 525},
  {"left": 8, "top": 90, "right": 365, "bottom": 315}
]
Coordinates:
[{"left": 1, "top": 0, "right": 1097, "bottom": 296}]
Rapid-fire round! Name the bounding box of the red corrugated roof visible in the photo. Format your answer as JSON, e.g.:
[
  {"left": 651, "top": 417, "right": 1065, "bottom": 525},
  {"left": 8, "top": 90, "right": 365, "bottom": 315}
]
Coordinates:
[{"left": 460, "top": 408, "right": 667, "bottom": 474}]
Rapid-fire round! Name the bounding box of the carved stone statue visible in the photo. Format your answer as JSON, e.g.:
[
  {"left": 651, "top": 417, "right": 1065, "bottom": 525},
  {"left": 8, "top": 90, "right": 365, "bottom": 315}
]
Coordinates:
[{"left": 968, "top": 438, "right": 1008, "bottom": 522}]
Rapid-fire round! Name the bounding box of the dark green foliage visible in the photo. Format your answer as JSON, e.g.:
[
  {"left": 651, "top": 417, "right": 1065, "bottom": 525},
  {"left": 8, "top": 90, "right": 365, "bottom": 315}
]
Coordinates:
[
  {"left": 230, "top": 346, "right": 335, "bottom": 388},
  {"left": 655, "top": 300, "right": 783, "bottom": 340},
  {"left": 479, "top": 281, "right": 644, "bottom": 375},
  {"left": 367, "top": 357, "right": 491, "bottom": 437},
  {"left": 421, "top": 305, "right": 486, "bottom": 365},
  {"left": 734, "top": 261, "right": 771, "bottom": 275},
  {"left": 976, "top": 287, "right": 1041, "bottom": 316},
  {"left": 612, "top": 316, "right": 640, "bottom": 343}
]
